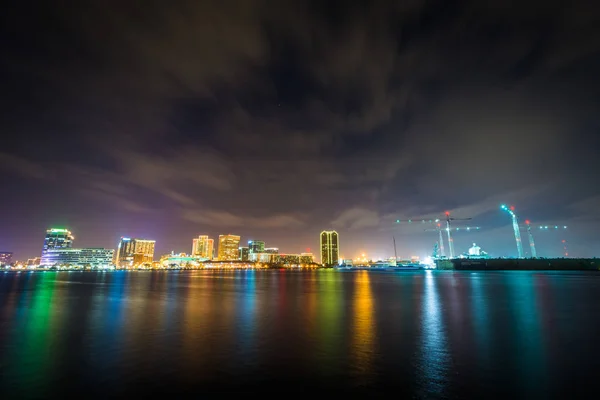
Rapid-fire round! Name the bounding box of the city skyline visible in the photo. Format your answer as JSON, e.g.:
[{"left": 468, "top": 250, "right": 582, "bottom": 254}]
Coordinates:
[
  {"left": 0, "top": 218, "right": 587, "bottom": 262},
  {"left": 1, "top": 2, "right": 599, "bottom": 261}
]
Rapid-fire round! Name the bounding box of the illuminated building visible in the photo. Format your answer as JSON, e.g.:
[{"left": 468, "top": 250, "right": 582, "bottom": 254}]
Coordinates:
[
  {"left": 208, "top": 239, "right": 214, "bottom": 259},
  {"left": 192, "top": 235, "right": 214, "bottom": 259},
  {"left": 248, "top": 240, "right": 265, "bottom": 254},
  {"left": 218, "top": 234, "right": 240, "bottom": 261},
  {"left": 247, "top": 252, "right": 315, "bottom": 265},
  {"left": 300, "top": 253, "right": 314, "bottom": 263},
  {"left": 40, "top": 248, "right": 114, "bottom": 268},
  {"left": 27, "top": 257, "right": 41, "bottom": 266},
  {"left": 276, "top": 254, "right": 302, "bottom": 264},
  {"left": 0, "top": 251, "right": 13, "bottom": 265},
  {"left": 239, "top": 247, "right": 249, "bottom": 261},
  {"left": 42, "top": 228, "right": 74, "bottom": 256},
  {"left": 320, "top": 230, "right": 339, "bottom": 265},
  {"left": 160, "top": 252, "right": 207, "bottom": 268},
  {"left": 249, "top": 252, "right": 277, "bottom": 263},
  {"left": 116, "top": 237, "right": 156, "bottom": 267},
  {"left": 264, "top": 247, "right": 279, "bottom": 254}
]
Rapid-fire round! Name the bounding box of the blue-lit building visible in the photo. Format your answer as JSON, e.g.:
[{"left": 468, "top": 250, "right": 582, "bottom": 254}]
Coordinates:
[
  {"left": 40, "top": 248, "right": 114, "bottom": 268},
  {"left": 42, "top": 228, "right": 74, "bottom": 256}
]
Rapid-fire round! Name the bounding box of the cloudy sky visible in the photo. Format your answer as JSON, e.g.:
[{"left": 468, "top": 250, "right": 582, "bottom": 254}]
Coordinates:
[{"left": 2, "top": 0, "right": 599, "bottom": 260}]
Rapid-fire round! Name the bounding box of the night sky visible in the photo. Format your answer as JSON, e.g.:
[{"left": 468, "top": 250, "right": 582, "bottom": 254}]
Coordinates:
[{"left": 2, "top": 0, "right": 599, "bottom": 260}]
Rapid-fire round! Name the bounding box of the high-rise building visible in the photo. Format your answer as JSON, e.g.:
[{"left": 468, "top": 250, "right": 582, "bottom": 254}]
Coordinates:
[
  {"left": 264, "top": 247, "right": 279, "bottom": 254},
  {"left": 218, "top": 234, "right": 240, "bottom": 261},
  {"left": 248, "top": 240, "right": 265, "bottom": 254},
  {"left": 320, "top": 230, "right": 339, "bottom": 265},
  {"left": 239, "top": 247, "right": 249, "bottom": 261},
  {"left": 116, "top": 237, "right": 155, "bottom": 267},
  {"left": 192, "top": 235, "right": 214, "bottom": 260},
  {"left": 42, "top": 228, "right": 74, "bottom": 256},
  {"left": 192, "top": 235, "right": 213, "bottom": 259},
  {"left": 0, "top": 252, "right": 13, "bottom": 265}
]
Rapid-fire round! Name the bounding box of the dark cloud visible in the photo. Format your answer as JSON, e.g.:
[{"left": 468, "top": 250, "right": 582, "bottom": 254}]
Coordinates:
[{"left": 1, "top": 0, "right": 599, "bottom": 259}]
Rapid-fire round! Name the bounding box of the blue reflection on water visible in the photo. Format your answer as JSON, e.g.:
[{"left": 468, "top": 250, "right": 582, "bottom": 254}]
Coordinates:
[
  {"left": 419, "top": 270, "right": 450, "bottom": 397},
  {"left": 239, "top": 270, "right": 257, "bottom": 352},
  {"left": 508, "top": 273, "right": 547, "bottom": 396},
  {"left": 470, "top": 273, "right": 490, "bottom": 365}
]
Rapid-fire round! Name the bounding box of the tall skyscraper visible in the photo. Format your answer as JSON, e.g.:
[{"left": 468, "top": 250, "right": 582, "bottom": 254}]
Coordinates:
[
  {"left": 320, "top": 230, "right": 339, "bottom": 266},
  {"left": 42, "top": 228, "right": 74, "bottom": 256},
  {"left": 218, "top": 234, "right": 240, "bottom": 261},
  {"left": 248, "top": 240, "right": 265, "bottom": 254},
  {"left": 116, "top": 237, "right": 155, "bottom": 267},
  {"left": 192, "top": 235, "right": 213, "bottom": 259}
]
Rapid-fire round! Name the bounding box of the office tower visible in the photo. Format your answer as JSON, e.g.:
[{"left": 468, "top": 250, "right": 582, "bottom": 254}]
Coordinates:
[
  {"left": 133, "top": 239, "right": 155, "bottom": 264},
  {"left": 218, "top": 234, "right": 240, "bottom": 261},
  {"left": 239, "top": 247, "right": 249, "bottom": 261},
  {"left": 0, "top": 251, "right": 13, "bottom": 265},
  {"left": 248, "top": 240, "right": 265, "bottom": 254},
  {"left": 192, "top": 235, "right": 213, "bottom": 259},
  {"left": 116, "top": 237, "right": 155, "bottom": 267},
  {"left": 264, "top": 247, "right": 279, "bottom": 254},
  {"left": 42, "top": 228, "right": 74, "bottom": 256},
  {"left": 320, "top": 230, "right": 339, "bottom": 265}
]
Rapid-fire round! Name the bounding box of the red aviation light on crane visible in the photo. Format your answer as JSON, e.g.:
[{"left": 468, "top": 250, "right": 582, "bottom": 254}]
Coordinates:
[
  {"left": 510, "top": 206, "right": 515, "bottom": 211},
  {"left": 525, "top": 220, "right": 530, "bottom": 225}
]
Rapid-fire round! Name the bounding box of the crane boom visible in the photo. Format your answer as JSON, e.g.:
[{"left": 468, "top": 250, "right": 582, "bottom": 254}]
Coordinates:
[
  {"left": 501, "top": 205, "right": 524, "bottom": 258},
  {"left": 524, "top": 220, "right": 537, "bottom": 258},
  {"left": 444, "top": 211, "right": 472, "bottom": 259}
]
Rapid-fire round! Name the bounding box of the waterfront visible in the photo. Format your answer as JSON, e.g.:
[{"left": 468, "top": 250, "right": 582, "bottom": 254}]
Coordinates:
[{"left": 1, "top": 270, "right": 599, "bottom": 398}]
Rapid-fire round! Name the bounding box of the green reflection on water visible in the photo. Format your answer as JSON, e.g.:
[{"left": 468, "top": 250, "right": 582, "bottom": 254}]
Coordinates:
[
  {"left": 11, "top": 272, "right": 61, "bottom": 397},
  {"left": 317, "top": 270, "right": 342, "bottom": 374}
]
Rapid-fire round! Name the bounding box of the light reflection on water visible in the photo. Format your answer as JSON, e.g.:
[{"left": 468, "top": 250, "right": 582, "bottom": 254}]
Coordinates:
[
  {"left": 351, "top": 270, "right": 375, "bottom": 382},
  {"left": 418, "top": 270, "right": 450, "bottom": 397},
  {"left": 0, "top": 270, "right": 599, "bottom": 397}
]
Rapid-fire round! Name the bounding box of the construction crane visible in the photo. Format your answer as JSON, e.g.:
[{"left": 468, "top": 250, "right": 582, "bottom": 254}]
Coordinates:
[
  {"left": 524, "top": 219, "right": 537, "bottom": 258},
  {"left": 424, "top": 222, "right": 446, "bottom": 258},
  {"left": 515, "top": 223, "right": 568, "bottom": 257},
  {"left": 501, "top": 204, "right": 524, "bottom": 258},
  {"left": 396, "top": 213, "right": 473, "bottom": 259},
  {"left": 444, "top": 211, "right": 472, "bottom": 259},
  {"left": 537, "top": 225, "right": 568, "bottom": 257},
  {"left": 396, "top": 218, "right": 445, "bottom": 257},
  {"left": 424, "top": 224, "right": 480, "bottom": 258}
]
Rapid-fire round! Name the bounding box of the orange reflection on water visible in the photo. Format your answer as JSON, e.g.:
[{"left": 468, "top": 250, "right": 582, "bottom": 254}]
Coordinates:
[{"left": 352, "top": 271, "right": 375, "bottom": 374}]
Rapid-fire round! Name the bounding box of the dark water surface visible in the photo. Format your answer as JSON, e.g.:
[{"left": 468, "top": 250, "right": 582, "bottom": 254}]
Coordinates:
[{"left": 1, "top": 270, "right": 599, "bottom": 398}]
